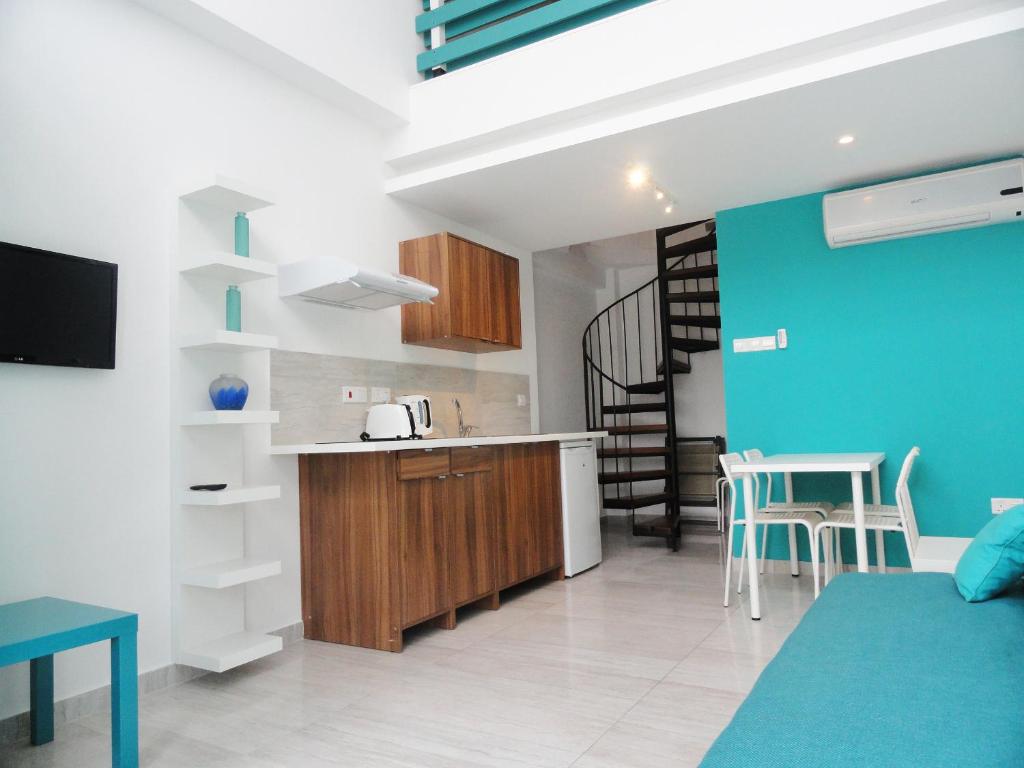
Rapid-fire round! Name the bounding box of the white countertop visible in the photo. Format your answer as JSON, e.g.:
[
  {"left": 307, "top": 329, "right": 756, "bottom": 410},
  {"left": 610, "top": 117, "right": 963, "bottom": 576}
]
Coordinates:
[{"left": 269, "top": 431, "right": 608, "bottom": 455}]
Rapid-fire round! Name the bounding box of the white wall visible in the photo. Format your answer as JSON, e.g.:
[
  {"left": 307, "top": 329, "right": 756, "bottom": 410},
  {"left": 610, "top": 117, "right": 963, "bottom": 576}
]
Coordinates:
[
  {"left": 532, "top": 254, "right": 600, "bottom": 433},
  {"left": 0, "top": 0, "right": 537, "bottom": 721},
  {"left": 387, "top": 0, "right": 981, "bottom": 166}
]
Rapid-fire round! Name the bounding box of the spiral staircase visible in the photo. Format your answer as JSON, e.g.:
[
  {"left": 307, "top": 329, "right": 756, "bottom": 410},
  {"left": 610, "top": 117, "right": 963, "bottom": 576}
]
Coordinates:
[{"left": 583, "top": 219, "right": 722, "bottom": 550}]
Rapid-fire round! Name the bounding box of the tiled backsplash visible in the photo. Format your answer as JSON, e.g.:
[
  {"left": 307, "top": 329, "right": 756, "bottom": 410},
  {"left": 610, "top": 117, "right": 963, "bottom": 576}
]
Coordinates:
[{"left": 270, "top": 350, "right": 532, "bottom": 445}]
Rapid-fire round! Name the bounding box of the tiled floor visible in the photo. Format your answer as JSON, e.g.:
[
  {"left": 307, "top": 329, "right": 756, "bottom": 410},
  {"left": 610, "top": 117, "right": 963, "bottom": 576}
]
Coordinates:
[{"left": 1, "top": 518, "right": 817, "bottom": 767}]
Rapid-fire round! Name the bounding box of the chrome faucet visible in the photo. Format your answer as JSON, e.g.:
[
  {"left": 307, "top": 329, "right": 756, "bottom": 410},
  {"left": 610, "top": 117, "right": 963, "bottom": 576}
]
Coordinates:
[{"left": 452, "top": 398, "right": 478, "bottom": 438}]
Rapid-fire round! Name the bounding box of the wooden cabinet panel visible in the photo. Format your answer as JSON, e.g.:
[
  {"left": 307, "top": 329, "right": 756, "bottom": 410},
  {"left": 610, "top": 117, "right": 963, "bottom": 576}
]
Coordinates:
[
  {"left": 448, "top": 236, "right": 495, "bottom": 345},
  {"left": 398, "top": 478, "right": 451, "bottom": 628},
  {"left": 495, "top": 254, "right": 522, "bottom": 349},
  {"left": 399, "top": 232, "right": 521, "bottom": 353},
  {"left": 298, "top": 453, "right": 400, "bottom": 651},
  {"left": 496, "top": 443, "right": 564, "bottom": 589},
  {"left": 450, "top": 445, "right": 494, "bottom": 475},
  {"left": 400, "top": 234, "right": 451, "bottom": 346},
  {"left": 448, "top": 473, "right": 497, "bottom": 606},
  {"left": 396, "top": 448, "right": 450, "bottom": 480}
]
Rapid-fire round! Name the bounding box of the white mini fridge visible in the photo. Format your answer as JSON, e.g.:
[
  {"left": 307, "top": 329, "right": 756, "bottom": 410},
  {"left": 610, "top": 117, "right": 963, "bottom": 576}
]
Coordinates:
[{"left": 559, "top": 441, "right": 603, "bottom": 576}]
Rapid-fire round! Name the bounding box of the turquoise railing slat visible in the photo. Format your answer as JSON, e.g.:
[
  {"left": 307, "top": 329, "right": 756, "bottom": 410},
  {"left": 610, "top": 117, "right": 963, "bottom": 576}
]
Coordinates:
[
  {"left": 417, "top": 0, "right": 651, "bottom": 73},
  {"left": 416, "top": 0, "right": 511, "bottom": 34},
  {"left": 444, "top": 0, "right": 546, "bottom": 39}
]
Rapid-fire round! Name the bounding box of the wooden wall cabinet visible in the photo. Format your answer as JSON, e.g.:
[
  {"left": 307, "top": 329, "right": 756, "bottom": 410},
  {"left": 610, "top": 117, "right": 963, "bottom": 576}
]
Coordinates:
[
  {"left": 400, "top": 232, "right": 522, "bottom": 353},
  {"left": 298, "top": 443, "right": 562, "bottom": 651}
]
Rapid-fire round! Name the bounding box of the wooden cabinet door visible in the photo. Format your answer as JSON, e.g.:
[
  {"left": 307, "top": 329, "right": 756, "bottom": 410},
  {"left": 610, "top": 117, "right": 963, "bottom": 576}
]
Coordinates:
[
  {"left": 399, "top": 233, "right": 451, "bottom": 346},
  {"left": 491, "top": 252, "right": 521, "bottom": 348},
  {"left": 497, "top": 443, "right": 564, "bottom": 588},
  {"left": 398, "top": 477, "right": 451, "bottom": 628},
  {"left": 448, "top": 472, "right": 496, "bottom": 606},
  {"left": 448, "top": 236, "right": 494, "bottom": 345}
]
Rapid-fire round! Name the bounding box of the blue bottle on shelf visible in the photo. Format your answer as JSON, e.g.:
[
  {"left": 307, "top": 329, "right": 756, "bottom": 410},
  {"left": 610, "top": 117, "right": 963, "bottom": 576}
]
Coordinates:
[
  {"left": 234, "top": 212, "right": 249, "bottom": 257},
  {"left": 226, "top": 285, "right": 241, "bottom": 332}
]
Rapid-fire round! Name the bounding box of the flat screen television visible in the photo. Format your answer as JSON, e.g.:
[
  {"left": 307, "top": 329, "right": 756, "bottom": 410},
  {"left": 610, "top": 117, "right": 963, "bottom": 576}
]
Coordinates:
[{"left": 0, "top": 241, "right": 118, "bottom": 369}]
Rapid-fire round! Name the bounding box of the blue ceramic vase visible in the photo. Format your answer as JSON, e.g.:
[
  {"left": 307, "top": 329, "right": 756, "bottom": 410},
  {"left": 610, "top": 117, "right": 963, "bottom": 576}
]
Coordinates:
[{"left": 209, "top": 373, "right": 249, "bottom": 410}]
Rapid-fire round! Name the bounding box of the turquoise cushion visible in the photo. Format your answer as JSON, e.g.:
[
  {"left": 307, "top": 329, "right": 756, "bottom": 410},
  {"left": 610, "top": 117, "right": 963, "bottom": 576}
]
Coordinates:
[{"left": 955, "top": 504, "right": 1024, "bottom": 602}]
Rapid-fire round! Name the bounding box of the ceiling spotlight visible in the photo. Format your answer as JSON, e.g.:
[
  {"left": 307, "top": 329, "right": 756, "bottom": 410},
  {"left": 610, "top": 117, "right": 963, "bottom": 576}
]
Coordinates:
[
  {"left": 654, "top": 189, "right": 665, "bottom": 200},
  {"left": 837, "top": 134, "right": 855, "bottom": 145},
  {"left": 627, "top": 166, "right": 650, "bottom": 188},
  {"left": 664, "top": 203, "right": 674, "bottom": 214}
]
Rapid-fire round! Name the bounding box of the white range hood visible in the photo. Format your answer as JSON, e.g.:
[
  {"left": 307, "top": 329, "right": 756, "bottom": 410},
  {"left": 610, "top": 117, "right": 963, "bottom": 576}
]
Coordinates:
[{"left": 278, "top": 258, "right": 438, "bottom": 310}]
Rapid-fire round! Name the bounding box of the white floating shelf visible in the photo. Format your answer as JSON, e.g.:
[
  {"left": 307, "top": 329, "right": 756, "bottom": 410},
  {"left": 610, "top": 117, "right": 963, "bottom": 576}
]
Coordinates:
[
  {"left": 180, "top": 330, "right": 278, "bottom": 352},
  {"left": 181, "top": 410, "right": 279, "bottom": 426},
  {"left": 179, "top": 631, "right": 282, "bottom": 673},
  {"left": 180, "top": 558, "right": 281, "bottom": 589},
  {"left": 180, "top": 485, "right": 281, "bottom": 506},
  {"left": 180, "top": 252, "right": 277, "bottom": 283},
  {"left": 180, "top": 174, "right": 274, "bottom": 212}
]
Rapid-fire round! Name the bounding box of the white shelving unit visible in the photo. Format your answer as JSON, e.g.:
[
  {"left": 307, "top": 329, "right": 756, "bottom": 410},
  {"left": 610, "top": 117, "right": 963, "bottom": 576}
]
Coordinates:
[
  {"left": 181, "top": 410, "right": 279, "bottom": 426},
  {"left": 180, "top": 558, "right": 282, "bottom": 589},
  {"left": 179, "top": 632, "right": 283, "bottom": 674},
  {"left": 180, "top": 330, "right": 279, "bottom": 352},
  {"left": 180, "top": 174, "right": 274, "bottom": 212},
  {"left": 173, "top": 175, "right": 283, "bottom": 673},
  {"left": 180, "top": 252, "right": 278, "bottom": 283},
  {"left": 180, "top": 485, "right": 281, "bottom": 506}
]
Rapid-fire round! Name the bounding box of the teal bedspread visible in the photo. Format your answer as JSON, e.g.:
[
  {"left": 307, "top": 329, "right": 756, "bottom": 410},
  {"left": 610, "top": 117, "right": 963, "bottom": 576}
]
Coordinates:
[{"left": 699, "top": 573, "right": 1024, "bottom": 768}]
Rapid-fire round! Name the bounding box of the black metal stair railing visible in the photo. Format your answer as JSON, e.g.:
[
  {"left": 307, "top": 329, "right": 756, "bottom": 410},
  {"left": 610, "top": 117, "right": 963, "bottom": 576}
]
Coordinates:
[{"left": 582, "top": 219, "right": 721, "bottom": 550}]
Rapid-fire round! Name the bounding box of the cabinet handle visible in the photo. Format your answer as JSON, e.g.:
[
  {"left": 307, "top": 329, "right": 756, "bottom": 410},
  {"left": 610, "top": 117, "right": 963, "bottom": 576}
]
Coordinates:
[
  {"left": 437, "top": 475, "right": 447, "bottom": 480},
  {"left": 455, "top": 473, "right": 465, "bottom": 478}
]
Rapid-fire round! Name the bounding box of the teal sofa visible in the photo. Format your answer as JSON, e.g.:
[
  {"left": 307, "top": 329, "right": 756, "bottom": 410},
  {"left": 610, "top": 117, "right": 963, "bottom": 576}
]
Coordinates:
[{"left": 700, "top": 573, "right": 1024, "bottom": 767}]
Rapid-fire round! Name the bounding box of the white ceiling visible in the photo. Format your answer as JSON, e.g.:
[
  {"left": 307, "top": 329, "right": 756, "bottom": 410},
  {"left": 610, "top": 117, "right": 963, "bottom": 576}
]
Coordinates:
[{"left": 389, "top": 30, "right": 1024, "bottom": 252}]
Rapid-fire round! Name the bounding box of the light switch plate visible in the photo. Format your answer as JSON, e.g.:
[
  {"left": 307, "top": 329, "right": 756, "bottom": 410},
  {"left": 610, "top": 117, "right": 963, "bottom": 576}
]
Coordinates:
[
  {"left": 371, "top": 387, "right": 391, "bottom": 403},
  {"left": 733, "top": 336, "right": 777, "bottom": 353},
  {"left": 342, "top": 386, "right": 367, "bottom": 403},
  {"left": 516, "top": 394, "right": 528, "bottom": 407},
  {"left": 991, "top": 497, "right": 1024, "bottom": 514}
]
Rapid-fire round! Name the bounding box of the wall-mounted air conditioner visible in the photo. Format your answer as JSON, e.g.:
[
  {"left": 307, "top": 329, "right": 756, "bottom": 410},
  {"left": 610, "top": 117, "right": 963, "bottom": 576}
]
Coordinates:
[
  {"left": 278, "top": 258, "right": 439, "bottom": 310},
  {"left": 823, "top": 158, "right": 1023, "bottom": 248}
]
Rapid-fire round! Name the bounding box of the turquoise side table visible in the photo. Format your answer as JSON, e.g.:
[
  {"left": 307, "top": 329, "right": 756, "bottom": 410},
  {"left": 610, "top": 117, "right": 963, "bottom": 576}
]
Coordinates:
[{"left": 0, "top": 597, "right": 138, "bottom": 767}]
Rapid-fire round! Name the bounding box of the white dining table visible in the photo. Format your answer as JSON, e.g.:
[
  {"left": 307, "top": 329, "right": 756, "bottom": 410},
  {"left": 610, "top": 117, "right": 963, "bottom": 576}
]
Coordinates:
[{"left": 730, "top": 452, "right": 886, "bottom": 619}]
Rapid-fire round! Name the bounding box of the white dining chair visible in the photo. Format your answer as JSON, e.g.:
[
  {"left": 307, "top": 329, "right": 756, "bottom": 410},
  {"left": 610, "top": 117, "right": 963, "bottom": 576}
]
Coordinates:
[
  {"left": 715, "top": 475, "right": 729, "bottom": 532},
  {"left": 720, "top": 452, "right": 822, "bottom": 606},
  {"left": 893, "top": 447, "right": 972, "bottom": 573},
  {"left": 742, "top": 449, "right": 834, "bottom": 576}
]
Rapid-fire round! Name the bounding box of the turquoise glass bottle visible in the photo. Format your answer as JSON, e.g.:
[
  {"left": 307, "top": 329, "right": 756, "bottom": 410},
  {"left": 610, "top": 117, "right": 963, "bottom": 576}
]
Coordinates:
[
  {"left": 234, "top": 212, "right": 249, "bottom": 257},
  {"left": 226, "top": 285, "right": 241, "bottom": 332}
]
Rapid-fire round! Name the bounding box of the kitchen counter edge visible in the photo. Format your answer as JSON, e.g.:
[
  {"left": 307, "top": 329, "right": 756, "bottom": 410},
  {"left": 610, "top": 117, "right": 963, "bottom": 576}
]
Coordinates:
[{"left": 268, "top": 432, "right": 609, "bottom": 455}]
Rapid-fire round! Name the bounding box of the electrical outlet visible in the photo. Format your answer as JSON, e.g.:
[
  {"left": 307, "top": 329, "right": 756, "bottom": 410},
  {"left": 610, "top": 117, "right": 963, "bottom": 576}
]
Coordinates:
[
  {"left": 991, "top": 497, "right": 1024, "bottom": 514},
  {"left": 341, "top": 386, "right": 367, "bottom": 403},
  {"left": 371, "top": 387, "right": 391, "bottom": 403}
]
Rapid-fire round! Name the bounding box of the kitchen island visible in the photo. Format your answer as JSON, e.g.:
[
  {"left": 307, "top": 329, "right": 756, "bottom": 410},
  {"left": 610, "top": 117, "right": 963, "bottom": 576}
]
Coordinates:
[{"left": 286, "top": 432, "right": 606, "bottom": 651}]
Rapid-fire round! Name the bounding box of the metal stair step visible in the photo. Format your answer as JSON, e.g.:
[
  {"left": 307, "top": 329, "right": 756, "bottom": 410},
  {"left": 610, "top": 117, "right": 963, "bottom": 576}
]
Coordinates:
[
  {"left": 601, "top": 424, "right": 669, "bottom": 435},
  {"left": 669, "top": 337, "right": 720, "bottom": 353},
  {"left": 602, "top": 492, "right": 673, "bottom": 510},
  {"left": 598, "top": 469, "right": 670, "bottom": 484},
  {"left": 632, "top": 514, "right": 678, "bottom": 536},
  {"left": 660, "top": 232, "right": 717, "bottom": 260},
  {"left": 665, "top": 290, "right": 720, "bottom": 304},
  {"left": 656, "top": 360, "right": 691, "bottom": 375},
  {"left": 625, "top": 380, "right": 667, "bottom": 394},
  {"left": 668, "top": 315, "right": 721, "bottom": 328},
  {"left": 597, "top": 447, "right": 670, "bottom": 458},
  {"left": 601, "top": 402, "right": 667, "bottom": 415},
  {"left": 661, "top": 264, "right": 718, "bottom": 281}
]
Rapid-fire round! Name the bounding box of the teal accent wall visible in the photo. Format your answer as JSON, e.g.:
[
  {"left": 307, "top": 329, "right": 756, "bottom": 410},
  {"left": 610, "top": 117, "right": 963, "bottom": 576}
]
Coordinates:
[{"left": 716, "top": 192, "right": 1024, "bottom": 566}]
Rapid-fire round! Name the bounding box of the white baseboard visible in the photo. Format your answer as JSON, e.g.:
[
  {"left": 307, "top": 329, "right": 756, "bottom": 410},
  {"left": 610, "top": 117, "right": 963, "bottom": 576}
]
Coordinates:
[{"left": 0, "top": 621, "right": 304, "bottom": 746}]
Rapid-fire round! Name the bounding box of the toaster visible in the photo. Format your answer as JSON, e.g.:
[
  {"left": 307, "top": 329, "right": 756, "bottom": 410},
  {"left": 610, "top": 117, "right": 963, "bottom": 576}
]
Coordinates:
[{"left": 360, "top": 403, "right": 421, "bottom": 441}]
